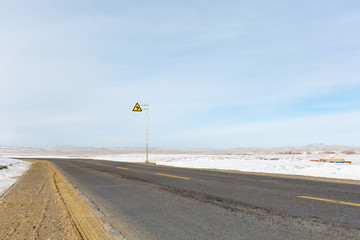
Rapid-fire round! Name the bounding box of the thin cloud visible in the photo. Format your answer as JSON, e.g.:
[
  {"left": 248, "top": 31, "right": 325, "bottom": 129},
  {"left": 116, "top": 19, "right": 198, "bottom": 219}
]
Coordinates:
[{"left": 0, "top": 1, "right": 359, "bottom": 147}]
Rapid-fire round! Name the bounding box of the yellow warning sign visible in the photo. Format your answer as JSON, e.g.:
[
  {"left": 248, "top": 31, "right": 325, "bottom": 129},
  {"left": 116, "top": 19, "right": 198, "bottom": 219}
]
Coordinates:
[{"left": 132, "top": 103, "right": 142, "bottom": 112}]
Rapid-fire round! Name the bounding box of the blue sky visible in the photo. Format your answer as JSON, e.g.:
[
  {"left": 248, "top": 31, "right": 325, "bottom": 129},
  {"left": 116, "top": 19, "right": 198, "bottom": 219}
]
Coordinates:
[{"left": 1, "top": 0, "right": 360, "bottom": 148}]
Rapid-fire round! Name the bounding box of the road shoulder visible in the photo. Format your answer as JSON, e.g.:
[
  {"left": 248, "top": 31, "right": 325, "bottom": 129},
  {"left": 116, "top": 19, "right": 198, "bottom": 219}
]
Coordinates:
[{"left": 0, "top": 160, "right": 114, "bottom": 240}]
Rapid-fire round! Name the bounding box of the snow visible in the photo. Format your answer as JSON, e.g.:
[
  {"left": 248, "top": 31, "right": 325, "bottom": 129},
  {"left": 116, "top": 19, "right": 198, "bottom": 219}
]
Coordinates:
[
  {"left": 88, "top": 152, "right": 360, "bottom": 181},
  {"left": 4, "top": 151, "right": 360, "bottom": 182},
  {"left": 0, "top": 158, "right": 31, "bottom": 196}
]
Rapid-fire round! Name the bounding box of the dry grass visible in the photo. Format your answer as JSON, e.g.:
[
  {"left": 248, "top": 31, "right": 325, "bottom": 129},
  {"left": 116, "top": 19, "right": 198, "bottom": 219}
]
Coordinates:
[
  {"left": 276, "top": 151, "right": 302, "bottom": 155},
  {"left": 341, "top": 151, "right": 358, "bottom": 155}
]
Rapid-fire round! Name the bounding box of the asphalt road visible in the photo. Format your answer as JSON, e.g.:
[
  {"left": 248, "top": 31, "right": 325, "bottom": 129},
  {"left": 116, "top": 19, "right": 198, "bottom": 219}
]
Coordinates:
[{"left": 44, "top": 158, "right": 360, "bottom": 240}]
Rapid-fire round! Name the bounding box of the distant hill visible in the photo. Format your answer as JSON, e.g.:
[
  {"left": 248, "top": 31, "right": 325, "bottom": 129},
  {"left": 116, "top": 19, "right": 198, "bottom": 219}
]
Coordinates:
[
  {"left": 304, "top": 143, "right": 354, "bottom": 148},
  {"left": 304, "top": 143, "right": 327, "bottom": 148},
  {"left": 0, "top": 144, "right": 359, "bottom": 156}
]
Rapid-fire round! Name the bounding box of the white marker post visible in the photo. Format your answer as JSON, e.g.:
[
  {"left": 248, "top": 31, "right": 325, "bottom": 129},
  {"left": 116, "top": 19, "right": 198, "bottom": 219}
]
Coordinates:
[{"left": 132, "top": 103, "right": 149, "bottom": 163}]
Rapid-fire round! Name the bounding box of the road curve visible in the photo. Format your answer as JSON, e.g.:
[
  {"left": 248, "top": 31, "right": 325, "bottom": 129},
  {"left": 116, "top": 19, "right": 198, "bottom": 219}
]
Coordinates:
[{"left": 44, "top": 158, "right": 360, "bottom": 240}]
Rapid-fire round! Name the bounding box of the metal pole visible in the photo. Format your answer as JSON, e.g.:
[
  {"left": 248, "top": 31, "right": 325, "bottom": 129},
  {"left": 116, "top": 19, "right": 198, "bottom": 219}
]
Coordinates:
[
  {"left": 133, "top": 102, "right": 149, "bottom": 164},
  {"left": 146, "top": 104, "right": 149, "bottom": 163},
  {"left": 141, "top": 104, "right": 149, "bottom": 163}
]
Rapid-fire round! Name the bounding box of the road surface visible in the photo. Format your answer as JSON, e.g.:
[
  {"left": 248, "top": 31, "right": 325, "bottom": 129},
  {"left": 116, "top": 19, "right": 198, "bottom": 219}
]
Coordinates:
[{"left": 44, "top": 158, "right": 360, "bottom": 240}]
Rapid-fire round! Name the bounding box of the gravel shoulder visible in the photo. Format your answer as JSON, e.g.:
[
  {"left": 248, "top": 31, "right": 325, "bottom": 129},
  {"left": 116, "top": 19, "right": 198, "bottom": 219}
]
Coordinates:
[{"left": 0, "top": 160, "right": 113, "bottom": 240}]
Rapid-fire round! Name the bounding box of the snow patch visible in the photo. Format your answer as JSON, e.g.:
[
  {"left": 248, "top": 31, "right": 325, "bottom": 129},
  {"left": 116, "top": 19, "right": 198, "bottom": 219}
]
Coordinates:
[
  {"left": 0, "top": 158, "right": 31, "bottom": 196},
  {"left": 5, "top": 152, "right": 360, "bottom": 181},
  {"left": 90, "top": 153, "right": 360, "bottom": 181}
]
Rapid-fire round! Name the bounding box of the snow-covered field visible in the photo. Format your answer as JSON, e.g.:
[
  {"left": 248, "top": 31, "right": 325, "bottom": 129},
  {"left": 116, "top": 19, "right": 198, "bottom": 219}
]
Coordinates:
[
  {"left": 88, "top": 152, "right": 360, "bottom": 181},
  {"left": 2, "top": 150, "right": 360, "bottom": 196},
  {"left": 0, "top": 158, "right": 31, "bottom": 196}
]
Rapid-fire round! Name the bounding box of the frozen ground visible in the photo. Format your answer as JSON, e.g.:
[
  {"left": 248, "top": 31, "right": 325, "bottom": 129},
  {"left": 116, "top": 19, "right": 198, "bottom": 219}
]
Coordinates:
[
  {"left": 87, "top": 152, "right": 360, "bottom": 181},
  {"left": 0, "top": 158, "right": 31, "bottom": 196},
  {"left": 4, "top": 150, "right": 360, "bottom": 183}
]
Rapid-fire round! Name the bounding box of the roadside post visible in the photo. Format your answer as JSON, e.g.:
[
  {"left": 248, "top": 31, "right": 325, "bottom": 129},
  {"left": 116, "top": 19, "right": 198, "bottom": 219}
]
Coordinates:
[{"left": 132, "top": 103, "right": 149, "bottom": 163}]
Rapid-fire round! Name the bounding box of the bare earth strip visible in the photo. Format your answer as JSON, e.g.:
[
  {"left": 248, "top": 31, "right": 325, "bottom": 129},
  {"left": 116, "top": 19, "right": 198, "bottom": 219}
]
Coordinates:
[{"left": 0, "top": 161, "right": 113, "bottom": 240}]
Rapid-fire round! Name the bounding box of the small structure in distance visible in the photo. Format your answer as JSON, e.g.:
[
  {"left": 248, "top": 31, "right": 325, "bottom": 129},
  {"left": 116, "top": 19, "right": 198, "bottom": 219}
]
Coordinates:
[{"left": 310, "top": 158, "right": 352, "bottom": 163}]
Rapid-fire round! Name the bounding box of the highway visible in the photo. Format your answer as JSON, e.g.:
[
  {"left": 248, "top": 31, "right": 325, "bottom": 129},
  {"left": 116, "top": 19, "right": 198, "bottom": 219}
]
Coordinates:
[{"left": 44, "top": 158, "right": 360, "bottom": 240}]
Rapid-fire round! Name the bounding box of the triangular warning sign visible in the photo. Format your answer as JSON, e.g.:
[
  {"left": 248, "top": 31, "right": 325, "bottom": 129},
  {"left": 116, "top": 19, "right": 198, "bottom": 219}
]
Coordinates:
[{"left": 132, "top": 103, "right": 142, "bottom": 112}]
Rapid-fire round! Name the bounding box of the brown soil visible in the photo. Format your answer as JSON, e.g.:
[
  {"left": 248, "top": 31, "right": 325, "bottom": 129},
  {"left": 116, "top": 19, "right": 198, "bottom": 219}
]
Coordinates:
[{"left": 0, "top": 161, "right": 113, "bottom": 240}]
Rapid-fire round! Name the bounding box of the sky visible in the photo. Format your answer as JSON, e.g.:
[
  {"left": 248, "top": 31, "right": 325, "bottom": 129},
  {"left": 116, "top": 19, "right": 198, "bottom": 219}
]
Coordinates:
[{"left": 1, "top": 0, "right": 360, "bottom": 149}]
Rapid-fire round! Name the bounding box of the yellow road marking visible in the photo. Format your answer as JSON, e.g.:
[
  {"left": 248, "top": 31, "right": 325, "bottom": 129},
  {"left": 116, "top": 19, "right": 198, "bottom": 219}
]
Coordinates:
[
  {"left": 116, "top": 167, "right": 129, "bottom": 170},
  {"left": 96, "top": 163, "right": 104, "bottom": 166},
  {"left": 298, "top": 196, "right": 360, "bottom": 207},
  {"left": 155, "top": 173, "right": 190, "bottom": 180}
]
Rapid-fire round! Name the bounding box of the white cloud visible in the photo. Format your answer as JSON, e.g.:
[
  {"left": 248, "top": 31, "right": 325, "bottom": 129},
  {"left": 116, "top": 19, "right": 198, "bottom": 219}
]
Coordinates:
[{"left": 0, "top": 1, "right": 359, "bottom": 147}]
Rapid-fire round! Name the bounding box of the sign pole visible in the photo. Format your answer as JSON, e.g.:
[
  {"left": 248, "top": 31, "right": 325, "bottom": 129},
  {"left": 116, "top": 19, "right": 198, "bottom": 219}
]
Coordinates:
[
  {"left": 132, "top": 102, "right": 149, "bottom": 163},
  {"left": 144, "top": 104, "right": 149, "bottom": 163}
]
